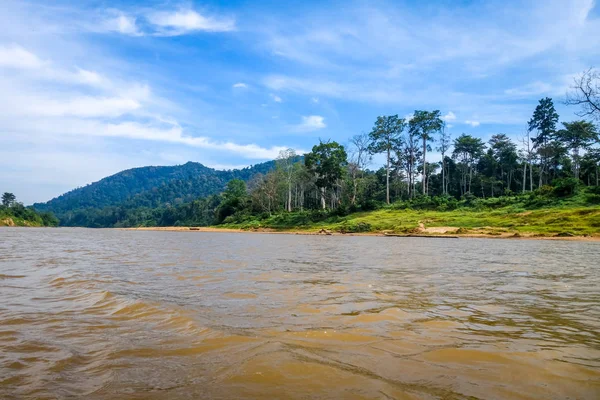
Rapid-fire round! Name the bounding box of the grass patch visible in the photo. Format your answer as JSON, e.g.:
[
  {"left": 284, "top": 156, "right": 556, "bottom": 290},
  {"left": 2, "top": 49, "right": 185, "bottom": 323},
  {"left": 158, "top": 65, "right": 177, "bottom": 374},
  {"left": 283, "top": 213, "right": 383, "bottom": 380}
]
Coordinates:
[{"left": 220, "top": 191, "right": 600, "bottom": 237}]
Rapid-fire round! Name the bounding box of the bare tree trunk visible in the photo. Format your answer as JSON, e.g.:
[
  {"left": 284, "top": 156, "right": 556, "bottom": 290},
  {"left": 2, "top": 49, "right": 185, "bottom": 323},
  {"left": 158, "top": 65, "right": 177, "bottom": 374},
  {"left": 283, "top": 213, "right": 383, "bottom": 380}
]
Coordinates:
[
  {"left": 287, "top": 182, "right": 292, "bottom": 212},
  {"left": 441, "top": 156, "right": 446, "bottom": 195},
  {"left": 468, "top": 163, "right": 473, "bottom": 193},
  {"left": 386, "top": 148, "right": 390, "bottom": 204},
  {"left": 522, "top": 162, "right": 527, "bottom": 193},
  {"left": 351, "top": 169, "right": 357, "bottom": 206},
  {"left": 422, "top": 137, "right": 427, "bottom": 195},
  {"left": 320, "top": 187, "right": 326, "bottom": 210},
  {"left": 529, "top": 160, "right": 533, "bottom": 192}
]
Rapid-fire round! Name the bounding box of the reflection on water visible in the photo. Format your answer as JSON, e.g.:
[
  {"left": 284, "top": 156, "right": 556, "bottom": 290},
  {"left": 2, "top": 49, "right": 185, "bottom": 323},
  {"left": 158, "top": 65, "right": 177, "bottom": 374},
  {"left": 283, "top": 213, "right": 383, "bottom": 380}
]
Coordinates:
[{"left": 1, "top": 227, "right": 599, "bottom": 399}]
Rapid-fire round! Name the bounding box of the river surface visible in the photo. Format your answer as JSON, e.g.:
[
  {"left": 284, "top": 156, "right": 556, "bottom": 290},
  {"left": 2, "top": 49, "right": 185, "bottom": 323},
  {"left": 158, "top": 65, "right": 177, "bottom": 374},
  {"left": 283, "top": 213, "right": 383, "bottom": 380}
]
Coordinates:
[{"left": 1, "top": 228, "right": 599, "bottom": 399}]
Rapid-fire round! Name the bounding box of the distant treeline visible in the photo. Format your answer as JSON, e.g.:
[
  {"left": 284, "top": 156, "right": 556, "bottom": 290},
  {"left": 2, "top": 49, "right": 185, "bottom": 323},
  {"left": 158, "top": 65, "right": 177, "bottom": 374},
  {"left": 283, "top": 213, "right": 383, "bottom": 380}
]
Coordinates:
[
  {"left": 32, "top": 69, "right": 600, "bottom": 228},
  {"left": 0, "top": 193, "right": 58, "bottom": 227}
]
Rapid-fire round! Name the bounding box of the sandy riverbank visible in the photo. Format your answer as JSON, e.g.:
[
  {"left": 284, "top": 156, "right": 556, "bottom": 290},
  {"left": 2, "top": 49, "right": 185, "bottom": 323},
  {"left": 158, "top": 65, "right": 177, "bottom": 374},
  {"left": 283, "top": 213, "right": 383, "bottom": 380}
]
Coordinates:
[{"left": 122, "top": 226, "right": 600, "bottom": 241}]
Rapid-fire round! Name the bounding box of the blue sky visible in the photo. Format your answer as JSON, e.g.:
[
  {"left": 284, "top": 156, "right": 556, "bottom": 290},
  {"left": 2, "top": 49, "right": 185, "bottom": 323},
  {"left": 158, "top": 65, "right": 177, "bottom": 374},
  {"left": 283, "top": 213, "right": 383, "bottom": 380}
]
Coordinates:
[{"left": 1, "top": 0, "right": 599, "bottom": 204}]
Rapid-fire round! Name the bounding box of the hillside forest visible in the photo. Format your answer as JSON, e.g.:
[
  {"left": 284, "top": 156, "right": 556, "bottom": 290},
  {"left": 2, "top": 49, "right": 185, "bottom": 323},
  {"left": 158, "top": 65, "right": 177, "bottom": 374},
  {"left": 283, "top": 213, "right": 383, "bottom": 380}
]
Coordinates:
[{"left": 19, "top": 69, "right": 600, "bottom": 230}]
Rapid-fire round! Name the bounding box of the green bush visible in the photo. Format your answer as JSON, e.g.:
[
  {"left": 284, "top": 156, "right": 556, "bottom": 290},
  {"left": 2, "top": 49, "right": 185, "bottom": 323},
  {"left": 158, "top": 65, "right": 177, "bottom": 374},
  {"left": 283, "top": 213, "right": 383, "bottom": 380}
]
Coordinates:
[
  {"left": 339, "top": 221, "right": 372, "bottom": 233},
  {"left": 552, "top": 178, "right": 579, "bottom": 197}
]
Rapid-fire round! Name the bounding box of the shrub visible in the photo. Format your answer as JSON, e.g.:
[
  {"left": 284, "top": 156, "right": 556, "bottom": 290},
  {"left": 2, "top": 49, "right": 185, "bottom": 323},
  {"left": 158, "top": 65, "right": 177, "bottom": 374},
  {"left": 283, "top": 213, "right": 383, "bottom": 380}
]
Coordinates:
[
  {"left": 535, "top": 185, "right": 554, "bottom": 197},
  {"left": 360, "top": 199, "right": 381, "bottom": 211},
  {"left": 339, "top": 221, "right": 372, "bottom": 233},
  {"left": 552, "top": 178, "right": 579, "bottom": 197}
]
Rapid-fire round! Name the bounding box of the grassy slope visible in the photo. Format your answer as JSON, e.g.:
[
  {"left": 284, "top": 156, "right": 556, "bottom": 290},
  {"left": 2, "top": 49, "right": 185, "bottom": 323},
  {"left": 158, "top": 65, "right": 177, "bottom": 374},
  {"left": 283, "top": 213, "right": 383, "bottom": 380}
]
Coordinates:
[
  {"left": 0, "top": 212, "right": 44, "bottom": 227},
  {"left": 223, "top": 194, "right": 600, "bottom": 237}
]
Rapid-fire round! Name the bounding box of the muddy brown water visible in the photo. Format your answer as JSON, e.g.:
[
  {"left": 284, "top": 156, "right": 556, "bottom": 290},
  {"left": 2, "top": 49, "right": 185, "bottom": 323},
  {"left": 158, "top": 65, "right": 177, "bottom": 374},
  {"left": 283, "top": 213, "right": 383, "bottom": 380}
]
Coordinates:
[{"left": 1, "top": 227, "right": 599, "bottom": 399}]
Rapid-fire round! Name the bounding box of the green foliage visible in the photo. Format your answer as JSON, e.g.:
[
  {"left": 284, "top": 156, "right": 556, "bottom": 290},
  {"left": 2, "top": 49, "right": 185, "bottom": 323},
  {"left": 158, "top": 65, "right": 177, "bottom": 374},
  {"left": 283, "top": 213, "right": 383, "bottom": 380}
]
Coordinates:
[
  {"left": 27, "top": 99, "right": 600, "bottom": 236},
  {"left": 34, "top": 161, "right": 277, "bottom": 227},
  {"left": 339, "top": 221, "right": 372, "bottom": 233},
  {"left": 216, "top": 180, "right": 249, "bottom": 223},
  {"left": 0, "top": 193, "right": 58, "bottom": 227},
  {"left": 528, "top": 97, "right": 559, "bottom": 147},
  {"left": 305, "top": 140, "right": 348, "bottom": 191},
  {"left": 368, "top": 115, "right": 406, "bottom": 155},
  {"left": 551, "top": 178, "right": 579, "bottom": 197},
  {"left": 2, "top": 192, "right": 16, "bottom": 207}
]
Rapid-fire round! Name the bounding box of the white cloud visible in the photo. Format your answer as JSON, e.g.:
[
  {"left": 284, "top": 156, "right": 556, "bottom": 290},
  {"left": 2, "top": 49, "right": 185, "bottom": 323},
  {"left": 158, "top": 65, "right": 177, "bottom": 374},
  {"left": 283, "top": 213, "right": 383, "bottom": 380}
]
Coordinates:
[
  {"left": 0, "top": 44, "right": 45, "bottom": 69},
  {"left": 447, "top": 124, "right": 454, "bottom": 129},
  {"left": 232, "top": 82, "right": 248, "bottom": 88},
  {"left": 465, "top": 120, "right": 480, "bottom": 127},
  {"left": 504, "top": 81, "right": 553, "bottom": 96},
  {"left": 294, "top": 115, "right": 326, "bottom": 132},
  {"left": 148, "top": 9, "right": 235, "bottom": 35},
  {"left": 29, "top": 96, "right": 142, "bottom": 118},
  {"left": 404, "top": 113, "right": 414, "bottom": 121},
  {"left": 442, "top": 111, "right": 456, "bottom": 121},
  {"left": 270, "top": 93, "right": 282, "bottom": 102},
  {"left": 112, "top": 14, "right": 141, "bottom": 36},
  {"left": 0, "top": 46, "right": 295, "bottom": 161},
  {"left": 311, "top": 97, "right": 319, "bottom": 103}
]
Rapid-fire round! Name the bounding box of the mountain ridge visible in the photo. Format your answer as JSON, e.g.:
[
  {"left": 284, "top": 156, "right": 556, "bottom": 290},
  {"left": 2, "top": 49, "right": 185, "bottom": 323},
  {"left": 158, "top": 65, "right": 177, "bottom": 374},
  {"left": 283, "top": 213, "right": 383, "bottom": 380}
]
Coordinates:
[{"left": 33, "top": 160, "right": 277, "bottom": 226}]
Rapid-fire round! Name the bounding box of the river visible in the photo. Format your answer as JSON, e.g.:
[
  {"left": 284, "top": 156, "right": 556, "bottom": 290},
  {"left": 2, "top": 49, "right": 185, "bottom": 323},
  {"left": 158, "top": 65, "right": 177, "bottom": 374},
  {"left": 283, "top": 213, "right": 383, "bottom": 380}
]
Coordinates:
[{"left": 1, "top": 228, "right": 599, "bottom": 399}]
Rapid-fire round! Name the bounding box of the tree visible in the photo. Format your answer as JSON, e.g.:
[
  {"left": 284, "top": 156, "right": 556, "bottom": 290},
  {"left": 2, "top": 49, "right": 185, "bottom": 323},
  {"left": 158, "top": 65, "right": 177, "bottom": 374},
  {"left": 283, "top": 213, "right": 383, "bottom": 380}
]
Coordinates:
[
  {"left": 368, "top": 115, "right": 406, "bottom": 204},
  {"left": 489, "top": 134, "right": 518, "bottom": 192},
  {"left": 581, "top": 149, "right": 600, "bottom": 186},
  {"left": 566, "top": 68, "right": 600, "bottom": 121},
  {"left": 276, "top": 149, "right": 297, "bottom": 212},
  {"left": 305, "top": 140, "right": 348, "bottom": 209},
  {"left": 436, "top": 122, "right": 452, "bottom": 195},
  {"left": 452, "top": 134, "right": 485, "bottom": 195},
  {"left": 216, "top": 179, "right": 248, "bottom": 223},
  {"left": 528, "top": 97, "right": 559, "bottom": 185},
  {"left": 409, "top": 110, "right": 443, "bottom": 195},
  {"left": 2, "top": 192, "right": 16, "bottom": 207},
  {"left": 556, "top": 121, "right": 599, "bottom": 180},
  {"left": 348, "top": 133, "right": 371, "bottom": 206}
]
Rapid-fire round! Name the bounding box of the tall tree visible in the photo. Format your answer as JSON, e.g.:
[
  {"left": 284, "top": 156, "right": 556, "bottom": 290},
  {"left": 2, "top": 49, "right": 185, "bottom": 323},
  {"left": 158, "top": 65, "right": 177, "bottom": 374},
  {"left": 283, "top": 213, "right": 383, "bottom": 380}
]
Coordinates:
[
  {"left": 556, "top": 121, "right": 599, "bottom": 180},
  {"left": 368, "top": 115, "right": 406, "bottom": 204},
  {"left": 528, "top": 97, "right": 559, "bottom": 186},
  {"left": 436, "top": 122, "right": 452, "bottom": 195},
  {"left": 305, "top": 140, "right": 348, "bottom": 210},
  {"left": 581, "top": 149, "right": 600, "bottom": 186},
  {"left": 489, "top": 134, "right": 518, "bottom": 192},
  {"left": 348, "top": 133, "right": 371, "bottom": 206},
  {"left": 566, "top": 68, "right": 600, "bottom": 121},
  {"left": 2, "top": 192, "right": 16, "bottom": 207},
  {"left": 409, "top": 110, "right": 443, "bottom": 195},
  {"left": 216, "top": 180, "right": 248, "bottom": 223},
  {"left": 453, "top": 134, "right": 485, "bottom": 195},
  {"left": 276, "top": 149, "right": 297, "bottom": 212}
]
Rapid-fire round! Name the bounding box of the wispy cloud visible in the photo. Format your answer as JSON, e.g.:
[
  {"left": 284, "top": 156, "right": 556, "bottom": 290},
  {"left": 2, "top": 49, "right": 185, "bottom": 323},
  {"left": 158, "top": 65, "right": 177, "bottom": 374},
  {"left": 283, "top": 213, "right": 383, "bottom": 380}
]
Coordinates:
[
  {"left": 270, "top": 93, "right": 282, "bottom": 102},
  {"left": 0, "top": 45, "right": 297, "bottom": 165},
  {"left": 504, "top": 81, "right": 553, "bottom": 96},
  {"left": 294, "top": 115, "right": 326, "bottom": 132},
  {"left": 101, "top": 12, "right": 142, "bottom": 36},
  {"left": 0, "top": 44, "right": 45, "bottom": 69},
  {"left": 465, "top": 120, "right": 481, "bottom": 127},
  {"left": 147, "top": 9, "right": 235, "bottom": 36},
  {"left": 442, "top": 111, "right": 456, "bottom": 122},
  {"left": 232, "top": 82, "right": 248, "bottom": 88}
]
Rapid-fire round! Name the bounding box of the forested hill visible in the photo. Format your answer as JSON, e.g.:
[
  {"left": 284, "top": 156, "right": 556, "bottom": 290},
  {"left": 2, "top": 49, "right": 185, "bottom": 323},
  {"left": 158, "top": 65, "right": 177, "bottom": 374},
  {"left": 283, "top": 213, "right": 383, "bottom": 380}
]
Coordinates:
[{"left": 33, "top": 161, "right": 276, "bottom": 225}]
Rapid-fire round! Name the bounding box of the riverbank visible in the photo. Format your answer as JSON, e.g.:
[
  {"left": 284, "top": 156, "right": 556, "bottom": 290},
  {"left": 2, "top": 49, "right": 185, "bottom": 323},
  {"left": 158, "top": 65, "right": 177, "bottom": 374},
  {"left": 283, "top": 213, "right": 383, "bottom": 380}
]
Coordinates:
[
  {"left": 125, "top": 225, "right": 600, "bottom": 241},
  {"left": 126, "top": 199, "right": 600, "bottom": 240}
]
